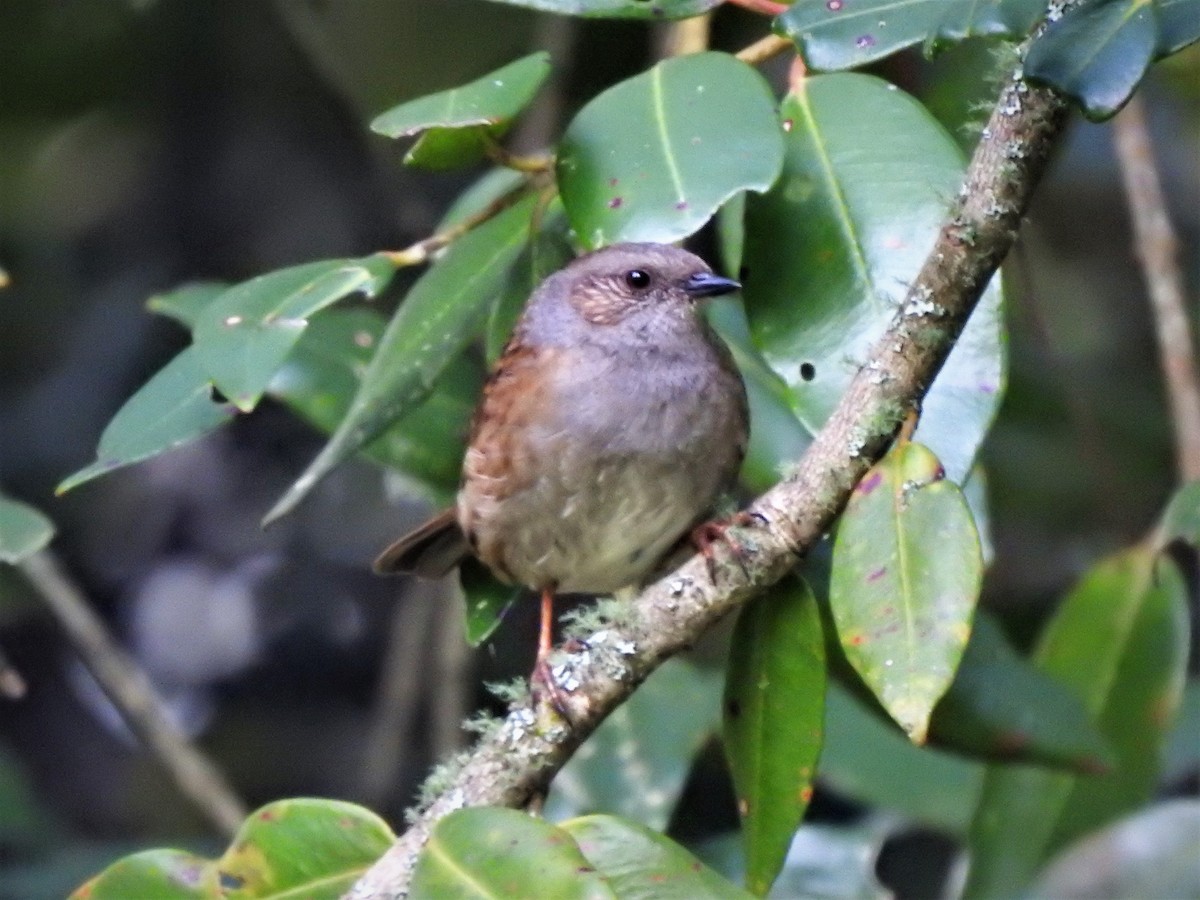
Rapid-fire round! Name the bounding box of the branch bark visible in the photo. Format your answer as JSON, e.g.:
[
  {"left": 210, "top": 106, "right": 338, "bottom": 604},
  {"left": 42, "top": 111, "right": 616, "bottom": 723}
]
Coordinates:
[{"left": 349, "top": 56, "right": 1072, "bottom": 900}]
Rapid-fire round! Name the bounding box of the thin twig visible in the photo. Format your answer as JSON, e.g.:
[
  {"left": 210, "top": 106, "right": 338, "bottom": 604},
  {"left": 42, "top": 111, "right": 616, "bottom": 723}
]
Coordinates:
[
  {"left": 359, "top": 581, "right": 442, "bottom": 807},
  {"left": 19, "top": 550, "right": 248, "bottom": 837},
  {"left": 736, "top": 33, "right": 792, "bottom": 66},
  {"left": 349, "top": 44, "right": 1072, "bottom": 900},
  {"left": 384, "top": 177, "right": 546, "bottom": 268},
  {"left": 660, "top": 11, "right": 711, "bottom": 58},
  {"left": 1112, "top": 94, "right": 1200, "bottom": 481},
  {"left": 725, "top": 0, "right": 789, "bottom": 15},
  {"left": 481, "top": 134, "right": 554, "bottom": 174}
]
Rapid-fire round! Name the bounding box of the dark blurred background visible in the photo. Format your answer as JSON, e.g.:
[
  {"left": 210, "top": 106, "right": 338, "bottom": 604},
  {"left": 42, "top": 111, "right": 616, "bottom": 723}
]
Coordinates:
[{"left": 0, "top": 1, "right": 1196, "bottom": 896}]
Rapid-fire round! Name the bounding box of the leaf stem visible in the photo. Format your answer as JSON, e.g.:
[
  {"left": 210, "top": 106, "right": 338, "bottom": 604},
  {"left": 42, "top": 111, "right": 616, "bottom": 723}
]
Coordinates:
[
  {"left": 384, "top": 177, "right": 545, "bottom": 269},
  {"left": 481, "top": 132, "right": 554, "bottom": 174},
  {"left": 725, "top": 0, "right": 789, "bottom": 16},
  {"left": 736, "top": 34, "right": 793, "bottom": 66}
]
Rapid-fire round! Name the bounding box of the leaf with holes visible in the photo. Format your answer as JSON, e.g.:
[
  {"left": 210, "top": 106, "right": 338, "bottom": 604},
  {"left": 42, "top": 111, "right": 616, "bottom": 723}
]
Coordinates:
[
  {"left": 72, "top": 798, "right": 394, "bottom": 899},
  {"left": 722, "top": 576, "right": 826, "bottom": 896},
  {"left": 829, "top": 441, "right": 983, "bottom": 744},
  {"left": 1024, "top": 0, "right": 1158, "bottom": 121},
  {"left": 192, "top": 255, "right": 397, "bottom": 412},
  {"left": 0, "top": 495, "right": 55, "bottom": 564},
  {"left": 409, "top": 807, "right": 614, "bottom": 899},
  {"left": 264, "top": 195, "right": 537, "bottom": 524},
  {"left": 57, "top": 347, "right": 237, "bottom": 494},
  {"left": 371, "top": 53, "right": 551, "bottom": 170},
  {"left": 774, "top": 0, "right": 1042, "bottom": 72},
  {"left": 484, "top": 0, "right": 721, "bottom": 19},
  {"left": 743, "top": 73, "right": 1005, "bottom": 484},
  {"left": 558, "top": 52, "right": 783, "bottom": 249}
]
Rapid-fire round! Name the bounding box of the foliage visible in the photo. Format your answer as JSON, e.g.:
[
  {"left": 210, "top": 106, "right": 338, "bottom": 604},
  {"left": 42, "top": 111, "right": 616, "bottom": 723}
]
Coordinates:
[{"left": 15, "top": 0, "right": 1195, "bottom": 897}]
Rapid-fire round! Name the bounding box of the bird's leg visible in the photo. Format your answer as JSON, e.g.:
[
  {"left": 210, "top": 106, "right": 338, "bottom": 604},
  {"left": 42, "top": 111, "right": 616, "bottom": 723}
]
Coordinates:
[
  {"left": 530, "top": 585, "right": 571, "bottom": 721},
  {"left": 691, "top": 510, "right": 765, "bottom": 583}
]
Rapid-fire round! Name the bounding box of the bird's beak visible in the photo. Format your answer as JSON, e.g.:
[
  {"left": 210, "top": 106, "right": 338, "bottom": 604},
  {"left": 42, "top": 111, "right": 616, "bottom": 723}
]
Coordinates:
[{"left": 683, "top": 271, "right": 741, "bottom": 299}]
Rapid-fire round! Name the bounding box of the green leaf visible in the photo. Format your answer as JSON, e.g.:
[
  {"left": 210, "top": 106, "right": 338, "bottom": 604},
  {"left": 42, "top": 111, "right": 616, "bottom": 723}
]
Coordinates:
[
  {"left": 743, "top": 73, "right": 1006, "bottom": 484},
  {"left": 1032, "top": 800, "right": 1200, "bottom": 900},
  {"left": 775, "top": 0, "right": 1033, "bottom": 72},
  {"left": 145, "top": 281, "right": 227, "bottom": 330},
  {"left": 705, "top": 298, "right": 813, "bottom": 494},
  {"left": 829, "top": 442, "right": 983, "bottom": 743},
  {"left": 564, "top": 815, "right": 752, "bottom": 900},
  {"left": 268, "top": 308, "right": 480, "bottom": 499},
  {"left": 409, "top": 807, "right": 615, "bottom": 900},
  {"left": 1163, "top": 679, "right": 1200, "bottom": 783},
  {"left": 57, "top": 348, "right": 237, "bottom": 494},
  {"left": 192, "top": 255, "right": 397, "bottom": 413},
  {"left": 264, "top": 194, "right": 537, "bottom": 525},
  {"left": 1157, "top": 0, "right": 1200, "bottom": 54},
  {"left": 370, "top": 53, "right": 551, "bottom": 170},
  {"left": 929, "top": 614, "right": 1115, "bottom": 772},
  {"left": 72, "top": 798, "right": 395, "bottom": 900},
  {"left": 1159, "top": 479, "right": 1200, "bottom": 546},
  {"left": 483, "top": 0, "right": 721, "bottom": 19},
  {"left": 964, "top": 547, "right": 1191, "bottom": 898},
  {"left": 1024, "top": 0, "right": 1158, "bottom": 121},
  {"left": 0, "top": 496, "right": 55, "bottom": 564},
  {"left": 722, "top": 576, "right": 825, "bottom": 897},
  {"left": 557, "top": 52, "right": 783, "bottom": 249},
  {"left": 459, "top": 558, "right": 519, "bottom": 646},
  {"left": 71, "top": 849, "right": 219, "bottom": 899},
  {"left": 821, "top": 683, "right": 984, "bottom": 835},
  {"left": 546, "top": 659, "right": 722, "bottom": 830}
]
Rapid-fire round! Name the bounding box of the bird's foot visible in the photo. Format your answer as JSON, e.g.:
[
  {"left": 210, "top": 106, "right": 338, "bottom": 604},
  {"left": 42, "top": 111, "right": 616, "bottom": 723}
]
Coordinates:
[{"left": 691, "top": 510, "right": 764, "bottom": 583}]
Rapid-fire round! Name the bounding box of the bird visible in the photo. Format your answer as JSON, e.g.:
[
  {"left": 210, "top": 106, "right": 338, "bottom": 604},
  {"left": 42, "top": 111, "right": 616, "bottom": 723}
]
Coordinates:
[{"left": 375, "top": 242, "right": 749, "bottom": 709}]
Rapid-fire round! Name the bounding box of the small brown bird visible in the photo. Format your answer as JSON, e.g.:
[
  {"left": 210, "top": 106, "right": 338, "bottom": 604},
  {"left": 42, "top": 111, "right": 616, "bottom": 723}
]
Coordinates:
[{"left": 375, "top": 242, "right": 748, "bottom": 704}]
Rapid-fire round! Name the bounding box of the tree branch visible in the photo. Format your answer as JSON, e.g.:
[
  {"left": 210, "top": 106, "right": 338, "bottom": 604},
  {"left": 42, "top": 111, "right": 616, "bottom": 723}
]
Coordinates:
[
  {"left": 349, "top": 56, "right": 1072, "bottom": 900},
  {"left": 19, "top": 550, "right": 248, "bottom": 837},
  {"left": 1112, "top": 94, "right": 1200, "bottom": 482}
]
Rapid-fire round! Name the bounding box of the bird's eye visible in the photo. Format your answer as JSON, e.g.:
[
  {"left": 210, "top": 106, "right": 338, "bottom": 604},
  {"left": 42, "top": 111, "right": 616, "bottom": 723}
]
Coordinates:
[{"left": 624, "top": 269, "right": 651, "bottom": 290}]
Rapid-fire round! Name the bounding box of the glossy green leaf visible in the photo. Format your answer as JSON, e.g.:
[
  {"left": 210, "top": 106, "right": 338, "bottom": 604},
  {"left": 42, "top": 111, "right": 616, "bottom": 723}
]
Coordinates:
[
  {"left": 483, "top": 0, "right": 721, "bottom": 19},
  {"left": 71, "top": 849, "right": 219, "bottom": 899},
  {"left": 371, "top": 53, "right": 550, "bottom": 170},
  {"left": 459, "top": 558, "right": 519, "bottom": 646},
  {"left": 821, "top": 683, "right": 984, "bottom": 835},
  {"left": 264, "top": 194, "right": 537, "bottom": 524},
  {"left": 830, "top": 442, "right": 983, "bottom": 744},
  {"left": 964, "top": 547, "right": 1190, "bottom": 898},
  {"left": 705, "top": 298, "right": 812, "bottom": 493},
  {"left": 743, "top": 74, "right": 1005, "bottom": 484},
  {"left": 558, "top": 52, "right": 783, "bottom": 249},
  {"left": 546, "top": 658, "right": 722, "bottom": 830},
  {"left": 565, "top": 816, "right": 751, "bottom": 900},
  {"left": 775, "top": 0, "right": 1037, "bottom": 72},
  {"left": 192, "top": 255, "right": 396, "bottom": 413},
  {"left": 409, "top": 807, "right": 614, "bottom": 900},
  {"left": 268, "top": 308, "right": 479, "bottom": 499},
  {"left": 1158, "top": 0, "right": 1200, "bottom": 54},
  {"left": 57, "top": 348, "right": 237, "bottom": 494},
  {"left": 486, "top": 202, "right": 575, "bottom": 364},
  {"left": 929, "top": 614, "right": 1114, "bottom": 772},
  {"left": 73, "top": 799, "right": 394, "bottom": 900},
  {"left": 722, "top": 576, "right": 825, "bottom": 896},
  {"left": 0, "top": 495, "right": 55, "bottom": 564},
  {"left": 1024, "top": 0, "right": 1158, "bottom": 120},
  {"left": 1032, "top": 800, "right": 1200, "bottom": 900},
  {"left": 1162, "top": 679, "right": 1200, "bottom": 783},
  {"left": 145, "top": 282, "right": 227, "bottom": 330}
]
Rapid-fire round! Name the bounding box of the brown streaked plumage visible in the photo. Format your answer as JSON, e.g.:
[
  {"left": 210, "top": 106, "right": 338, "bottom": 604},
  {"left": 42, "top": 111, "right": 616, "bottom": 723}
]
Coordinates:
[{"left": 375, "top": 243, "right": 749, "bottom": 710}]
